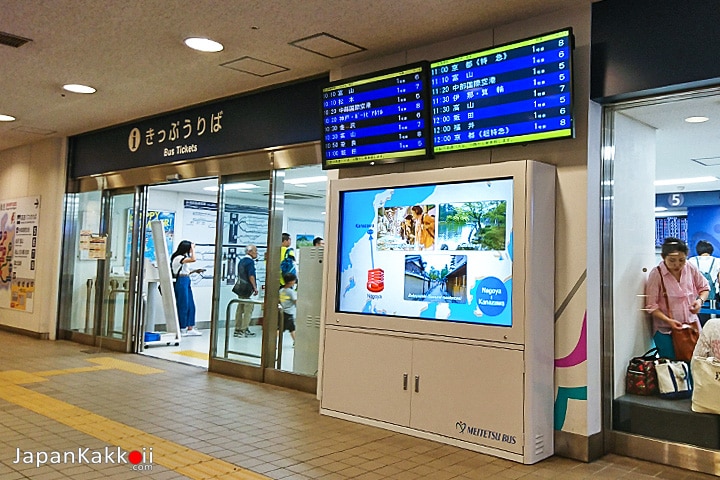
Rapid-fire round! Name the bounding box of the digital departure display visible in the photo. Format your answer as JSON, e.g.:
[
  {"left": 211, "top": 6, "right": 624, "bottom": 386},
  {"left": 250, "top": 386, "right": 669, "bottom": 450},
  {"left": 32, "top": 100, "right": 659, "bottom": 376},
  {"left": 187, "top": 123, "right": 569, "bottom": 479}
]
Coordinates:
[
  {"left": 431, "top": 28, "right": 574, "bottom": 153},
  {"left": 322, "top": 63, "right": 432, "bottom": 169}
]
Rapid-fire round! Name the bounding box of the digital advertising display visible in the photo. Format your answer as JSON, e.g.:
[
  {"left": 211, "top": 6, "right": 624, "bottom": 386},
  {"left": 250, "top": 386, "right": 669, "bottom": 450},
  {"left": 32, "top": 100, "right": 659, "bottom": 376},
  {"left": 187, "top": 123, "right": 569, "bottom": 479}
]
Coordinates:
[
  {"left": 336, "top": 178, "right": 513, "bottom": 326},
  {"left": 431, "top": 28, "right": 574, "bottom": 153},
  {"left": 322, "top": 62, "right": 432, "bottom": 169}
]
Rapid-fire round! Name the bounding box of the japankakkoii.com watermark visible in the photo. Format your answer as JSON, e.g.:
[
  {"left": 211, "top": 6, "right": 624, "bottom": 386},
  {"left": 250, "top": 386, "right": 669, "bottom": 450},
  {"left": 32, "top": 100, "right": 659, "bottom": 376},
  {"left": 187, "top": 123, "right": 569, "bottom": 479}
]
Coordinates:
[{"left": 13, "top": 446, "right": 153, "bottom": 471}]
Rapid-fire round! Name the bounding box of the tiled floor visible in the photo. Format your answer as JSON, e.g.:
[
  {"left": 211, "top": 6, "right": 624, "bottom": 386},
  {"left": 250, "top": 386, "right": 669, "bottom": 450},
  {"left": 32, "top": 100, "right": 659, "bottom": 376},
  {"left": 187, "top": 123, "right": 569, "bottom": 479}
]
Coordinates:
[{"left": 0, "top": 330, "right": 716, "bottom": 480}]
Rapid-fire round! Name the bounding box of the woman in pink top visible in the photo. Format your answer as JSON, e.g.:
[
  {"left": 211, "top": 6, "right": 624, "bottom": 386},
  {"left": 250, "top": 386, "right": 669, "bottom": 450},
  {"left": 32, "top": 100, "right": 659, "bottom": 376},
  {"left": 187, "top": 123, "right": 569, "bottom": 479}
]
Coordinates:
[{"left": 645, "top": 237, "right": 708, "bottom": 359}]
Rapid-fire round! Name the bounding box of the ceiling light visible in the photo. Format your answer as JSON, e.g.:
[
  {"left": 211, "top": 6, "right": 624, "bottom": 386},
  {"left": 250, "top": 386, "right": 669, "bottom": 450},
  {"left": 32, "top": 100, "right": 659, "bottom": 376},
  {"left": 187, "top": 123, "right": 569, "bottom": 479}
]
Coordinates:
[
  {"left": 284, "top": 175, "right": 327, "bottom": 185},
  {"left": 203, "top": 186, "right": 219, "bottom": 192},
  {"left": 63, "top": 84, "right": 96, "bottom": 94},
  {"left": 226, "top": 183, "right": 260, "bottom": 190},
  {"left": 654, "top": 176, "right": 718, "bottom": 186},
  {"left": 184, "top": 37, "right": 224, "bottom": 52},
  {"left": 684, "top": 116, "right": 709, "bottom": 123},
  {"left": 0, "top": 114, "right": 16, "bottom": 121},
  {"left": 655, "top": 206, "right": 668, "bottom": 212}
]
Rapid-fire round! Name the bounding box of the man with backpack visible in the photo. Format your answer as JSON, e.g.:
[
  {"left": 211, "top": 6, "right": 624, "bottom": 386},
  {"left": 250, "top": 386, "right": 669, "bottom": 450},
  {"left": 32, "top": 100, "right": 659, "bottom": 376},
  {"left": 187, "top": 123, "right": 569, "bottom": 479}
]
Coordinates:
[{"left": 691, "top": 240, "right": 720, "bottom": 326}]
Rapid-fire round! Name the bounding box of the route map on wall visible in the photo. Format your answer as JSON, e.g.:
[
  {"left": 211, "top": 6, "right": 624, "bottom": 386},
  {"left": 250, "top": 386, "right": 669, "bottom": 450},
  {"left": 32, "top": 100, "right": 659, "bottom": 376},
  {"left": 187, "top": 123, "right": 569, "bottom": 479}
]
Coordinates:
[{"left": 0, "top": 196, "right": 40, "bottom": 312}]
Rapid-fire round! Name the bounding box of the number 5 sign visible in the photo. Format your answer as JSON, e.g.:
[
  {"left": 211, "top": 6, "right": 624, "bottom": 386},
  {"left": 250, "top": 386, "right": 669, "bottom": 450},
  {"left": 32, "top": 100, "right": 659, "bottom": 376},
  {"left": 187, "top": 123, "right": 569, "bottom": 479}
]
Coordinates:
[{"left": 666, "top": 193, "right": 685, "bottom": 207}]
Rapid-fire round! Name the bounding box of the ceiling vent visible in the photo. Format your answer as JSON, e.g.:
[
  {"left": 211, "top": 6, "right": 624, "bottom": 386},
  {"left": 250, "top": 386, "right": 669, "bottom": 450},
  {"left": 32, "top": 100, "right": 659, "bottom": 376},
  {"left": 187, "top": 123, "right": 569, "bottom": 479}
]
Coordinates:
[{"left": 0, "top": 31, "right": 32, "bottom": 48}]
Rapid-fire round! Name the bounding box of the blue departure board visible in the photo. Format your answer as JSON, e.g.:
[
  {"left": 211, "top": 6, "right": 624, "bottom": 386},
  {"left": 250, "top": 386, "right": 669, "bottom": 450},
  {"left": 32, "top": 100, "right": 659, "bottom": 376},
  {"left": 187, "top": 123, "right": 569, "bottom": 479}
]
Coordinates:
[
  {"left": 322, "top": 63, "right": 432, "bottom": 169},
  {"left": 431, "top": 29, "right": 574, "bottom": 153}
]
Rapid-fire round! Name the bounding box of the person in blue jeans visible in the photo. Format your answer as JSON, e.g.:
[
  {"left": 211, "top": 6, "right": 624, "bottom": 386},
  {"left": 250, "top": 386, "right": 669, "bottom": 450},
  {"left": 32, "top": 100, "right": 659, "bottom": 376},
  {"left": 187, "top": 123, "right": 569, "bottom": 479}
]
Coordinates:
[{"left": 170, "top": 240, "right": 205, "bottom": 336}]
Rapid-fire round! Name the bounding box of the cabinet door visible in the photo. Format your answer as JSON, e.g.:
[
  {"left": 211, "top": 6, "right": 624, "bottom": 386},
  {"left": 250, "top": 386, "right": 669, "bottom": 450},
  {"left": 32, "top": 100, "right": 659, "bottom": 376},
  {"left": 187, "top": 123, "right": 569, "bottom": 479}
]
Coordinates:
[
  {"left": 321, "top": 329, "right": 412, "bottom": 426},
  {"left": 410, "top": 340, "right": 525, "bottom": 455}
]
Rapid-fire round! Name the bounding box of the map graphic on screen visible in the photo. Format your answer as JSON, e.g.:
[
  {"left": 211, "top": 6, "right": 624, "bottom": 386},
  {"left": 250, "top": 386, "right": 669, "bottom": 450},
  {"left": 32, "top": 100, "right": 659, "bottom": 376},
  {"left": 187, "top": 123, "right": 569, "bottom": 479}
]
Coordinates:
[{"left": 337, "top": 178, "right": 513, "bottom": 326}]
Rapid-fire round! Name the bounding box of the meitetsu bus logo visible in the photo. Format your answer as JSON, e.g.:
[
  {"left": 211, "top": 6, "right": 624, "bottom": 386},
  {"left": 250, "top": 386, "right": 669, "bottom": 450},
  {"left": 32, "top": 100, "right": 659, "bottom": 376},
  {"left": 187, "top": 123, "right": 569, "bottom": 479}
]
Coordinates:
[{"left": 13, "top": 446, "right": 153, "bottom": 471}]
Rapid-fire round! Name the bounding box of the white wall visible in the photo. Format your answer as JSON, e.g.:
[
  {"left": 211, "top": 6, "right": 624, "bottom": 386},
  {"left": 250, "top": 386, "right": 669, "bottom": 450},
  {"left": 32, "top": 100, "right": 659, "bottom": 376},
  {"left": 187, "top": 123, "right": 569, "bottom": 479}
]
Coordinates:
[
  {"left": 612, "top": 112, "right": 657, "bottom": 396},
  {"left": 0, "top": 138, "right": 67, "bottom": 338}
]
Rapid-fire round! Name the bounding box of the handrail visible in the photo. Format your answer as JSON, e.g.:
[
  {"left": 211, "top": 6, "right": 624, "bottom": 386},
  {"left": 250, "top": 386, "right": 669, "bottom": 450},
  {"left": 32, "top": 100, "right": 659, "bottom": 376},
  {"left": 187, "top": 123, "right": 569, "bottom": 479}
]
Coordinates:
[{"left": 223, "top": 298, "right": 263, "bottom": 360}]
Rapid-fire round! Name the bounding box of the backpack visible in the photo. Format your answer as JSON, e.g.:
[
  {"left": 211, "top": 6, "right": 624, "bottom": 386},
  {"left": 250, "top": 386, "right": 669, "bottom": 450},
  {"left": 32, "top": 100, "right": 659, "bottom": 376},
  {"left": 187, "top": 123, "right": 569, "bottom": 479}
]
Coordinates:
[
  {"left": 280, "top": 248, "right": 296, "bottom": 276},
  {"left": 694, "top": 257, "right": 717, "bottom": 301}
]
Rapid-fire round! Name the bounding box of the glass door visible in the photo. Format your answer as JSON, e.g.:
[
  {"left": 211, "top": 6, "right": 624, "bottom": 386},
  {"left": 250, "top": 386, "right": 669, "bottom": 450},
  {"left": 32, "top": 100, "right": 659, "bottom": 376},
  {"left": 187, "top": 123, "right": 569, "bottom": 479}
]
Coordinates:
[
  {"left": 273, "top": 164, "right": 327, "bottom": 377},
  {"left": 211, "top": 174, "right": 272, "bottom": 379},
  {"left": 97, "top": 189, "right": 141, "bottom": 351},
  {"left": 58, "top": 191, "right": 103, "bottom": 342},
  {"left": 58, "top": 188, "right": 141, "bottom": 351}
]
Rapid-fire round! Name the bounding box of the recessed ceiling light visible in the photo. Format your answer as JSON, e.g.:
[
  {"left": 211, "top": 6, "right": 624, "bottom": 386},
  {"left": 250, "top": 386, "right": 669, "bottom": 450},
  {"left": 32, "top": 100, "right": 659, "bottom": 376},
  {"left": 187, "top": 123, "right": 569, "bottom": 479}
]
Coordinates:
[
  {"left": 63, "top": 84, "right": 96, "bottom": 94},
  {"left": 684, "top": 116, "right": 709, "bottom": 123},
  {"left": 184, "top": 37, "right": 224, "bottom": 52},
  {"left": 0, "top": 114, "right": 16, "bottom": 121}
]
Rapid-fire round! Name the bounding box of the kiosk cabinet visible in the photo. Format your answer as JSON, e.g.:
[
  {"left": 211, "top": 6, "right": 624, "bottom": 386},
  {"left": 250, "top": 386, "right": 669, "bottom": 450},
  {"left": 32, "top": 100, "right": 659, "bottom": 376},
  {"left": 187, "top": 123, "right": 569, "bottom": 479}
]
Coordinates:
[{"left": 319, "top": 161, "right": 555, "bottom": 464}]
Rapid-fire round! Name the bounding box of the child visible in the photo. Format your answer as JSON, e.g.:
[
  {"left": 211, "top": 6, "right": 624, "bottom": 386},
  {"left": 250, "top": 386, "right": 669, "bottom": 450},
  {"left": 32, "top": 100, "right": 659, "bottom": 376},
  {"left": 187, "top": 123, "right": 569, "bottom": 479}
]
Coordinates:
[{"left": 278, "top": 272, "right": 297, "bottom": 344}]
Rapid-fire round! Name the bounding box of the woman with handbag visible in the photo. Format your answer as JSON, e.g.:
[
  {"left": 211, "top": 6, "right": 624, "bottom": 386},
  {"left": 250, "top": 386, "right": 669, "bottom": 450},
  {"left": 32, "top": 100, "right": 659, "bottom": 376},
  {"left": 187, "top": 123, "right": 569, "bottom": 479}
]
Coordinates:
[{"left": 645, "top": 237, "right": 708, "bottom": 360}]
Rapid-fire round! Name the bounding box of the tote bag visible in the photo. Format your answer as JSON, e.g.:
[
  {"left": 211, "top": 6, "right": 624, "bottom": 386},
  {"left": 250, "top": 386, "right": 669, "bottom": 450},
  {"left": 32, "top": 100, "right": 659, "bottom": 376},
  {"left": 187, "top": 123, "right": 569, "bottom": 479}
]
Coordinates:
[
  {"left": 691, "top": 356, "right": 720, "bottom": 413},
  {"left": 656, "top": 359, "right": 693, "bottom": 399}
]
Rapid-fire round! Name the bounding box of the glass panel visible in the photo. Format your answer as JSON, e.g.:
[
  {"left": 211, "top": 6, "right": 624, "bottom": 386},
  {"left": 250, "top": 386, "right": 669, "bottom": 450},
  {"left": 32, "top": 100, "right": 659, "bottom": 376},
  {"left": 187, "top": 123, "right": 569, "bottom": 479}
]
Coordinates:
[
  {"left": 214, "top": 177, "right": 270, "bottom": 365},
  {"left": 98, "top": 192, "right": 136, "bottom": 340},
  {"left": 609, "top": 90, "right": 720, "bottom": 450},
  {"left": 276, "top": 164, "right": 327, "bottom": 374},
  {"left": 59, "top": 191, "right": 103, "bottom": 334}
]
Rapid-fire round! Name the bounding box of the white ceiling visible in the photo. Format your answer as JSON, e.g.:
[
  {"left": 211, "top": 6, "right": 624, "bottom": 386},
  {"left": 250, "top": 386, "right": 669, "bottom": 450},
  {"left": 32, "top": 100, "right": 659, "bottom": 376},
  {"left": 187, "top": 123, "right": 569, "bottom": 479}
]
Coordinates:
[
  {"left": 1, "top": 0, "right": 589, "bottom": 153},
  {"left": 619, "top": 91, "right": 720, "bottom": 192},
  {"left": 3, "top": 1, "right": 713, "bottom": 192}
]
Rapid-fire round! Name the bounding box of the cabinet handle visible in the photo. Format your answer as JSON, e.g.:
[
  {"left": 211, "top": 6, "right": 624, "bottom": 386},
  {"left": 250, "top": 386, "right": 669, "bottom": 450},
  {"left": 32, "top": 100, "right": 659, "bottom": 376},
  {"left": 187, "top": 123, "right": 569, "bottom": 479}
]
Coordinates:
[
  {"left": 414, "top": 375, "right": 420, "bottom": 393},
  {"left": 403, "top": 373, "right": 408, "bottom": 390}
]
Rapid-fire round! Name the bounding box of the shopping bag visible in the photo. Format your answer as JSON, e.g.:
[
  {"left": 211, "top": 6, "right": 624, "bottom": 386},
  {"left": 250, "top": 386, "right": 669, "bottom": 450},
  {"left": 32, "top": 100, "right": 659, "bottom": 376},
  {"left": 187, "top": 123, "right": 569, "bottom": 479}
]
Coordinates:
[
  {"left": 656, "top": 358, "right": 692, "bottom": 399},
  {"left": 691, "top": 356, "right": 720, "bottom": 413},
  {"left": 625, "top": 348, "right": 659, "bottom": 396}
]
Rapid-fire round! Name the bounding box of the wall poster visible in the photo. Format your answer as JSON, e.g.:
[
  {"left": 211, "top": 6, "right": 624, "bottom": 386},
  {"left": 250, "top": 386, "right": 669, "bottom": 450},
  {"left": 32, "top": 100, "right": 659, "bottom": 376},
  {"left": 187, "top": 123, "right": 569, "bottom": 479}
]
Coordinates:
[{"left": 0, "top": 196, "right": 40, "bottom": 312}]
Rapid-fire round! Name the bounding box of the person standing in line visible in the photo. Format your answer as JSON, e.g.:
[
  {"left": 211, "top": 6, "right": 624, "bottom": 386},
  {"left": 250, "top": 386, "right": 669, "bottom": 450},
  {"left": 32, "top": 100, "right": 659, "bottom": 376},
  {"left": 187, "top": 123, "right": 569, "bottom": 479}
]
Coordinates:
[
  {"left": 278, "top": 272, "right": 297, "bottom": 345},
  {"left": 313, "top": 237, "right": 324, "bottom": 247},
  {"left": 645, "top": 237, "right": 708, "bottom": 359},
  {"left": 234, "top": 244, "right": 259, "bottom": 338},
  {"left": 170, "top": 240, "right": 205, "bottom": 336},
  {"left": 690, "top": 239, "right": 720, "bottom": 326}
]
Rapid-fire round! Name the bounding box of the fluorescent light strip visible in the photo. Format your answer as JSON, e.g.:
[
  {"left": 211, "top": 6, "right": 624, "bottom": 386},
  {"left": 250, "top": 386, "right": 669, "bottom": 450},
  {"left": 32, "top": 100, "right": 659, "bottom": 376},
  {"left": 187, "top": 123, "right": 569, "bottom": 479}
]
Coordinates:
[
  {"left": 284, "top": 176, "right": 327, "bottom": 185},
  {"left": 654, "top": 176, "right": 718, "bottom": 186}
]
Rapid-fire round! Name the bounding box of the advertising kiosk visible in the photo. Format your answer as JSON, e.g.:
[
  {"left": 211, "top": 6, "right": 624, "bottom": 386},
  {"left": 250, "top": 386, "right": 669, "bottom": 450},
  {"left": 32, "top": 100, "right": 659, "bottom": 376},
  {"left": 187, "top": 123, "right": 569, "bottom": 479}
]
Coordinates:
[{"left": 319, "top": 160, "right": 555, "bottom": 464}]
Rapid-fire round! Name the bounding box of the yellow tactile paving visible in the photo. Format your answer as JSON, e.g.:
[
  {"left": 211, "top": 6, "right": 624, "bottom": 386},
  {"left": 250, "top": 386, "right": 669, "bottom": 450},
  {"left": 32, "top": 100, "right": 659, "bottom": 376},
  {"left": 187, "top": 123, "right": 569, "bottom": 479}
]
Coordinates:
[
  {"left": 86, "top": 357, "right": 165, "bottom": 375},
  {"left": 173, "top": 350, "right": 210, "bottom": 360},
  {"left": 0, "top": 360, "right": 271, "bottom": 480},
  {"left": 0, "top": 369, "right": 48, "bottom": 385}
]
